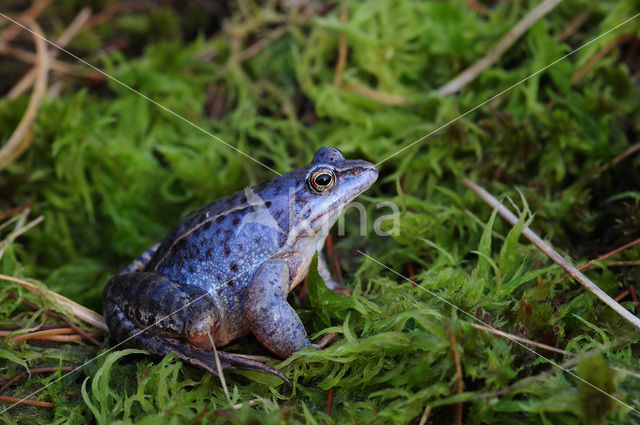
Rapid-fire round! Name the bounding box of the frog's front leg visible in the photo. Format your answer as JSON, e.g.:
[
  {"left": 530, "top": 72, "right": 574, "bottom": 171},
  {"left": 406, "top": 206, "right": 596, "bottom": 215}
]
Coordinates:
[
  {"left": 103, "top": 272, "right": 290, "bottom": 383},
  {"left": 244, "top": 260, "right": 311, "bottom": 358},
  {"left": 317, "top": 251, "right": 340, "bottom": 290}
]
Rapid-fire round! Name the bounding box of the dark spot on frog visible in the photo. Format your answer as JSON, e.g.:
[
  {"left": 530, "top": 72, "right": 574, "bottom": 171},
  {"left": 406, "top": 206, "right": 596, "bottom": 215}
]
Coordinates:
[
  {"left": 224, "top": 246, "right": 231, "bottom": 256},
  {"left": 224, "top": 229, "right": 232, "bottom": 239},
  {"left": 237, "top": 243, "right": 243, "bottom": 251},
  {"left": 206, "top": 248, "right": 213, "bottom": 257},
  {"left": 265, "top": 201, "right": 272, "bottom": 207},
  {"left": 230, "top": 263, "right": 238, "bottom": 272},
  {"left": 232, "top": 216, "right": 240, "bottom": 226},
  {"left": 216, "top": 215, "right": 226, "bottom": 223},
  {"left": 215, "top": 228, "right": 221, "bottom": 236},
  {"left": 203, "top": 221, "right": 212, "bottom": 231},
  {"left": 188, "top": 265, "right": 195, "bottom": 274}
]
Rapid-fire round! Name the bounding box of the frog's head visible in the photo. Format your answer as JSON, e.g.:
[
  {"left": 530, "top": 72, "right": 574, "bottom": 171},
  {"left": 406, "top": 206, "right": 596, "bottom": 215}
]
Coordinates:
[
  {"left": 289, "top": 147, "right": 378, "bottom": 241},
  {"left": 247, "top": 147, "right": 377, "bottom": 248}
]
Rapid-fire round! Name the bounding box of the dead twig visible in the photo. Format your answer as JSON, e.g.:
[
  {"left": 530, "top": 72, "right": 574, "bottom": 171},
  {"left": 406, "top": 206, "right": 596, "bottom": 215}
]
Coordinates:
[
  {"left": 0, "top": 366, "right": 78, "bottom": 392},
  {"left": 59, "top": 315, "right": 102, "bottom": 346},
  {"left": 0, "top": 203, "right": 33, "bottom": 222},
  {"left": 463, "top": 178, "right": 640, "bottom": 330},
  {"left": 437, "top": 0, "right": 563, "bottom": 96},
  {"left": 0, "top": 395, "right": 53, "bottom": 408},
  {"left": 560, "top": 236, "right": 640, "bottom": 279},
  {"left": 571, "top": 142, "right": 640, "bottom": 192},
  {"left": 8, "top": 8, "right": 92, "bottom": 98},
  {"left": 615, "top": 289, "right": 631, "bottom": 302},
  {"left": 0, "top": 18, "right": 49, "bottom": 171},
  {"left": 571, "top": 33, "right": 635, "bottom": 83},
  {"left": 0, "top": 0, "right": 52, "bottom": 45}
]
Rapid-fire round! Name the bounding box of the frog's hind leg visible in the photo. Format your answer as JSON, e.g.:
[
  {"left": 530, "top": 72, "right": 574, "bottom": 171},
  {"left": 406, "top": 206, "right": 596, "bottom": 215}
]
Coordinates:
[
  {"left": 118, "top": 243, "right": 161, "bottom": 275},
  {"left": 103, "top": 272, "right": 290, "bottom": 384}
]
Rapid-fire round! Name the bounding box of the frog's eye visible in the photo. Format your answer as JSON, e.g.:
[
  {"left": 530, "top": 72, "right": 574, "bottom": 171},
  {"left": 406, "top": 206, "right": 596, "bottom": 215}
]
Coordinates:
[{"left": 307, "top": 167, "right": 336, "bottom": 193}]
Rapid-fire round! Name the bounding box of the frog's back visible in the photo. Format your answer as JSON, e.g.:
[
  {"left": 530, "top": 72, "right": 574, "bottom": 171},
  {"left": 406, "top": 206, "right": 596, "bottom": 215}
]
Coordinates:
[{"left": 144, "top": 181, "right": 292, "bottom": 296}]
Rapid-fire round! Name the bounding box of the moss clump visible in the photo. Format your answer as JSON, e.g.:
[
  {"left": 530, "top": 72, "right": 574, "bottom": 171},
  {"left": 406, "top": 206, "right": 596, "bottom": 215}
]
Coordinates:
[{"left": 1, "top": 0, "right": 639, "bottom": 423}]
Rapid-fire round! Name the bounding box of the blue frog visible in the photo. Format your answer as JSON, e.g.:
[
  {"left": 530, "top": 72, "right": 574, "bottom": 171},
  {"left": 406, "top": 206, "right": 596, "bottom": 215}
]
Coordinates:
[{"left": 103, "top": 147, "right": 378, "bottom": 383}]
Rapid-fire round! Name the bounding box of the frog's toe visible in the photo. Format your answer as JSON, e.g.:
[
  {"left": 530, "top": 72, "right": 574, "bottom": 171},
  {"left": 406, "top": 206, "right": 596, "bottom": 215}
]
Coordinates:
[{"left": 172, "top": 340, "right": 291, "bottom": 385}]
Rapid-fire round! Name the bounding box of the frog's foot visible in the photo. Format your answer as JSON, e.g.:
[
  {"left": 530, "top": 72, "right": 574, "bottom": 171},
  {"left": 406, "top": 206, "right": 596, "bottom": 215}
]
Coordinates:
[
  {"left": 103, "top": 272, "right": 291, "bottom": 384},
  {"left": 160, "top": 339, "right": 292, "bottom": 385}
]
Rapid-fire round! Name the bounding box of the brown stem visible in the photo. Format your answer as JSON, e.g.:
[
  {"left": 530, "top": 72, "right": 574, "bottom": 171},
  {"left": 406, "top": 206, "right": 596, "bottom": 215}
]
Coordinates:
[
  {"left": 1, "top": 366, "right": 77, "bottom": 392},
  {"left": 571, "top": 34, "right": 636, "bottom": 83},
  {"left": 560, "top": 237, "right": 640, "bottom": 279},
  {"left": 0, "top": 395, "right": 53, "bottom": 408},
  {"left": 326, "top": 386, "right": 334, "bottom": 415},
  {"left": 444, "top": 319, "right": 463, "bottom": 425}
]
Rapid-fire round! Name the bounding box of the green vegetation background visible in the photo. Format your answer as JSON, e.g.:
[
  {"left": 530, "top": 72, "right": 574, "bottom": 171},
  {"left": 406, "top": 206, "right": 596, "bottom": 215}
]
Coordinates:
[{"left": 1, "top": 0, "right": 640, "bottom": 423}]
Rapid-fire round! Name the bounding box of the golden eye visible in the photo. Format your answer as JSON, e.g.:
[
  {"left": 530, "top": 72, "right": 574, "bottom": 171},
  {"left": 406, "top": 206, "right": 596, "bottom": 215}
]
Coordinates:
[{"left": 308, "top": 167, "right": 336, "bottom": 193}]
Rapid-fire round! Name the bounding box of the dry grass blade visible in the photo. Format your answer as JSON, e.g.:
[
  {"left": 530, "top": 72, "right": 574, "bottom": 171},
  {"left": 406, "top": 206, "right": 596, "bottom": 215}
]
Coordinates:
[
  {"left": 341, "top": 83, "right": 409, "bottom": 105},
  {"left": 470, "top": 322, "right": 572, "bottom": 356},
  {"left": 463, "top": 178, "right": 640, "bottom": 330},
  {"left": 0, "top": 17, "right": 49, "bottom": 170},
  {"left": 0, "top": 44, "right": 98, "bottom": 78},
  {"left": 0, "top": 214, "right": 44, "bottom": 260},
  {"left": 0, "top": 0, "right": 52, "bottom": 45},
  {"left": 8, "top": 7, "right": 92, "bottom": 99},
  {"left": 0, "top": 274, "right": 107, "bottom": 331},
  {"left": 437, "top": 0, "right": 563, "bottom": 96},
  {"left": 6, "top": 327, "right": 76, "bottom": 342},
  {"left": 0, "top": 366, "right": 77, "bottom": 392},
  {"left": 418, "top": 406, "right": 432, "bottom": 425},
  {"left": 333, "top": 2, "right": 348, "bottom": 87},
  {"left": 207, "top": 330, "right": 234, "bottom": 408}
]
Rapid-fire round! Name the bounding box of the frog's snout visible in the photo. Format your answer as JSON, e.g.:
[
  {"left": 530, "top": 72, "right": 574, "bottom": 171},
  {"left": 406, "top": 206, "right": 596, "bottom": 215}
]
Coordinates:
[{"left": 351, "top": 160, "right": 379, "bottom": 190}]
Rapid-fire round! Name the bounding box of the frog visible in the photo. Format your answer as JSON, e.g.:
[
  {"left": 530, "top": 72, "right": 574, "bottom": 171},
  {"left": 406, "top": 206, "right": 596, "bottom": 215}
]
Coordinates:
[{"left": 102, "top": 147, "right": 378, "bottom": 384}]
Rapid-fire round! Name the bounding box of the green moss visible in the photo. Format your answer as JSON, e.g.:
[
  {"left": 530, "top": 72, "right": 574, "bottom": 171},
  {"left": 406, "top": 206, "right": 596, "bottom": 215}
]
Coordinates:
[{"left": 1, "top": 0, "right": 640, "bottom": 423}]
